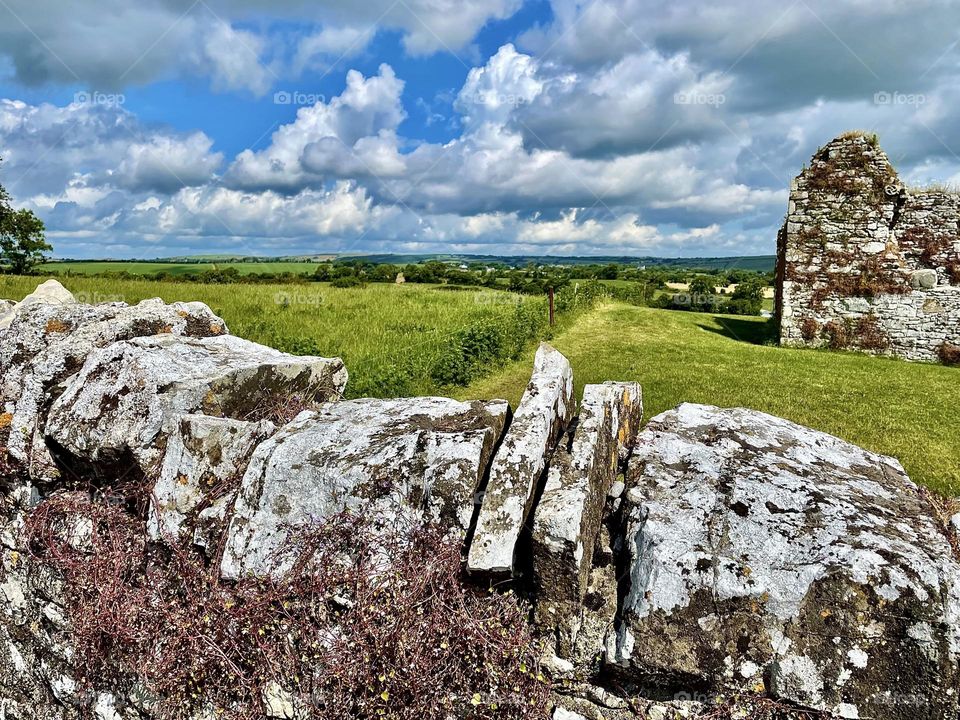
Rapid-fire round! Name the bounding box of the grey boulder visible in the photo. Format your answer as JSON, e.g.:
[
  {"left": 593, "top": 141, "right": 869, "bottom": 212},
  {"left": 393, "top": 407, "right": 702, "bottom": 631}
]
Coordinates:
[
  {"left": 220, "top": 396, "right": 509, "bottom": 579},
  {"left": 605, "top": 403, "right": 960, "bottom": 720},
  {"left": 148, "top": 414, "right": 276, "bottom": 544},
  {"left": 1, "top": 298, "right": 229, "bottom": 480},
  {"left": 44, "top": 334, "right": 347, "bottom": 481}
]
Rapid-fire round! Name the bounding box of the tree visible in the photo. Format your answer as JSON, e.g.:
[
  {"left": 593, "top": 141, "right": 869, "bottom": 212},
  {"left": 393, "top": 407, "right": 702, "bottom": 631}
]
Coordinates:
[{"left": 0, "top": 161, "right": 51, "bottom": 274}]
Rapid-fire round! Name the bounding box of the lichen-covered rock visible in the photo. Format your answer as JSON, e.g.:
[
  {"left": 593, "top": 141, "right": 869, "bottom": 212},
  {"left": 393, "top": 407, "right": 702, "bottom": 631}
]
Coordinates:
[
  {"left": 148, "top": 415, "right": 276, "bottom": 544},
  {"left": 468, "top": 343, "right": 574, "bottom": 576},
  {"left": 0, "top": 279, "right": 75, "bottom": 331},
  {"left": 606, "top": 403, "right": 960, "bottom": 719},
  {"left": 533, "top": 382, "right": 641, "bottom": 654},
  {"left": 44, "top": 334, "right": 347, "bottom": 481},
  {"left": 1, "top": 298, "right": 229, "bottom": 481},
  {"left": 221, "top": 397, "right": 509, "bottom": 579}
]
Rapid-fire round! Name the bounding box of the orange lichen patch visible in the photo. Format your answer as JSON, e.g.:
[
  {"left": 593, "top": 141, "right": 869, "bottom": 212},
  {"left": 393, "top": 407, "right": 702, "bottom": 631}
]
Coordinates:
[
  {"left": 159, "top": 325, "right": 173, "bottom": 334},
  {"left": 44, "top": 319, "right": 72, "bottom": 334},
  {"left": 0, "top": 412, "right": 12, "bottom": 430},
  {"left": 209, "top": 323, "right": 225, "bottom": 335}
]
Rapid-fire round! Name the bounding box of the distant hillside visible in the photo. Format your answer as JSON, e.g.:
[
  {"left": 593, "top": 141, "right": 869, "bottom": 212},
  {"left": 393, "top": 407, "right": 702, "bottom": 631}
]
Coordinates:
[{"left": 336, "top": 254, "right": 777, "bottom": 271}]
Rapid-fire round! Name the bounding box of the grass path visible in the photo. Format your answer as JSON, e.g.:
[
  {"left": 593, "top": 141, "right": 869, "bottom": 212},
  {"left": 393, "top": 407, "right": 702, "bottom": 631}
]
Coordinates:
[{"left": 458, "top": 302, "right": 960, "bottom": 495}]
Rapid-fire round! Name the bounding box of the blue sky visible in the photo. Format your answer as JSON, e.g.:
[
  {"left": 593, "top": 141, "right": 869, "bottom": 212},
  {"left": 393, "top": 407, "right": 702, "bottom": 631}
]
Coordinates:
[{"left": 1, "top": 0, "right": 960, "bottom": 260}]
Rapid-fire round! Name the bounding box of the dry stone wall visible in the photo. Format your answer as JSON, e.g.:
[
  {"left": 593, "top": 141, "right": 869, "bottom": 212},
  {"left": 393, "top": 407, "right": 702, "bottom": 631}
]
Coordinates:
[
  {"left": 2, "top": 281, "right": 960, "bottom": 720},
  {"left": 777, "top": 132, "right": 960, "bottom": 362}
]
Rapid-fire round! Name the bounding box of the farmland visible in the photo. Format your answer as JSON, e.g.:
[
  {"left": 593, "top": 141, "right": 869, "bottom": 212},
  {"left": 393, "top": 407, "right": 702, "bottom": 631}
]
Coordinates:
[{"left": 2, "top": 274, "right": 957, "bottom": 494}]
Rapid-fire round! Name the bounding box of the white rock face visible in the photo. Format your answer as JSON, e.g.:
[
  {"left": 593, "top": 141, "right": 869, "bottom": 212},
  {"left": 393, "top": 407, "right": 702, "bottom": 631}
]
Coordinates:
[
  {"left": 45, "top": 334, "right": 347, "bottom": 479},
  {"left": 467, "top": 343, "right": 573, "bottom": 576},
  {"left": 607, "top": 403, "right": 960, "bottom": 719},
  {"left": 221, "top": 397, "right": 509, "bottom": 579},
  {"left": 0, "top": 279, "right": 75, "bottom": 330},
  {"left": 532, "top": 381, "right": 642, "bottom": 651},
  {"left": 0, "top": 297, "right": 229, "bottom": 479},
  {"left": 148, "top": 415, "right": 276, "bottom": 543}
]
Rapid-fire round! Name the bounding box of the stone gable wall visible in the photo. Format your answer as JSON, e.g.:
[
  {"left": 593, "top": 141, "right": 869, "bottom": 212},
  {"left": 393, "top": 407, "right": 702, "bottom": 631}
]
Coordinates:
[{"left": 777, "top": 133, "right": 960, "bottom": 362}]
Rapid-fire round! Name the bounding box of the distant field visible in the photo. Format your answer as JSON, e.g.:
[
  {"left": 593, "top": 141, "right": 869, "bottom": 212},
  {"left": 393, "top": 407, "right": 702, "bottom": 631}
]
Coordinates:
[
  {"left": 39, "top": 261, "right": 324, "bottom": 276},
  {"left": 1, "top": 275, "right": 549, "bottom": 398},
  {"left": 462, "top": 303, "right": 960, "bottom": 496}
]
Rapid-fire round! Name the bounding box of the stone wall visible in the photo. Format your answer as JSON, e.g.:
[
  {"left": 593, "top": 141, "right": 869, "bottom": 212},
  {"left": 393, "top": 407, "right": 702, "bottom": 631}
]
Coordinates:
[
  {"left": 776, "top": 132, "right": 960, "bottom": 362},
  {"left": 2, "top": 282, "right": 960, "bottom": 720}
]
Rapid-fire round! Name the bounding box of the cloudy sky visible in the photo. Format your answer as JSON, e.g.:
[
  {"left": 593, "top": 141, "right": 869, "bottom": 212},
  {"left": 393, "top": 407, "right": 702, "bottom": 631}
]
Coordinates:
[{"left": 1, "top": 0, "right": 959, "bottom": 259}]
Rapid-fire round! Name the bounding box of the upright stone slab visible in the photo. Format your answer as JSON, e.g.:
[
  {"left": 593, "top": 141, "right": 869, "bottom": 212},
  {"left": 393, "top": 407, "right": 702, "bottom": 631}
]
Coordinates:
[
  {"left": 44, "top": 334, "right": 347, "bottom": 481},
  {"left": 220, "top": 397, "right": 509, "bottom": 579},
  {"left": 532, "top": 381, "right": 641, "bottom": 653},
  {"left": 606, "top": 403, "right": 960, "bottom": 720},
  {"left": 467, "top": 343, "right": 574, "bottom": 576}
]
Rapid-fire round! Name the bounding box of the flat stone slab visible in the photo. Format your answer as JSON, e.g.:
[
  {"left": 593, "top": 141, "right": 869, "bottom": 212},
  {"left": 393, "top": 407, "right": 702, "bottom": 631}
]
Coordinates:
[
  {"left": 467, "top": 343, "right": 574, "bottom": 576},
  {"left": 45, "top": 334, "right": 347, "bottom": 480},
  {"left": 532, "top": 381, "right": 642, "bottom": 652},
  {"left": 605, "top": 403, "right": 960, "bottom": 719},
  {"left": 220, "top": 397, "right": 509, "bottom": 579}
]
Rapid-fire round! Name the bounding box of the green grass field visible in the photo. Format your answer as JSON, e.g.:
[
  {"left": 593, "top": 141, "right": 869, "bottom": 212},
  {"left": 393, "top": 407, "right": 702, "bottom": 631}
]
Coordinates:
[
  {"left": 39, "top": 261, "right": 325, "bottom": 276},
  {"left": 460, "top": 303, "right": 960, "bottom": 495},
  {"left": 3, "top": 276, "right": 957, "bottom": 494},
  {"left": 0, "top": 276, "right": 548, "bottom": 398}
]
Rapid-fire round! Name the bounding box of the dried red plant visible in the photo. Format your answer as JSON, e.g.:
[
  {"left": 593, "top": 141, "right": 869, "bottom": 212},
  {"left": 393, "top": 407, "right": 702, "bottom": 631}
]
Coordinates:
[{"left": 24, "top": 494, "right": 551, "bottom": 720}]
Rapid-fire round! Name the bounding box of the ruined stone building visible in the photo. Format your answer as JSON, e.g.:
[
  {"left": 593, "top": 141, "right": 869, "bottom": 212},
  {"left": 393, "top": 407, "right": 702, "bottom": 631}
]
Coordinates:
[{"left": 776, "top": 132, "right": 960, "bottom": 362}]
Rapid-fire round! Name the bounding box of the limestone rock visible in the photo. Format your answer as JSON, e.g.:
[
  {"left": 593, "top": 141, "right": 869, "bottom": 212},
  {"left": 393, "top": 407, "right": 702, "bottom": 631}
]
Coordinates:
[
  {"left": 44, "top": 334, "right": 347, "bottom": 481},
  {"left": 148, "top": 415, "right": 276, "bottom": 543},
  {"left": 532, "top": 381, "right": 642, "bottom": 653},
  {"left": 0, "top": 298, "right": 229, "bottom": 480},
  {"left": 221, "top": 397, "right": 509, "bottom": 579},
  {"left": 0, "top": 279, "right": 75, "bottom": 331},
  {"left": 910, "top": 269, "right": 938, "bottom": 290},
  {"left": 468, "top": 343, "right": 574, "bottom": 576},
  {"left": 606, "top": 403, "right": 960, "bottom": 719}
]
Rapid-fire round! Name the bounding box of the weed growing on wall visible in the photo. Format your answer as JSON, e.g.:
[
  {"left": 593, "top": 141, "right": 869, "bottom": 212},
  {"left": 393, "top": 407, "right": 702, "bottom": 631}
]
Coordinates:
[{"left": 24, "top": 491, "right": 551, "bottom": 720}]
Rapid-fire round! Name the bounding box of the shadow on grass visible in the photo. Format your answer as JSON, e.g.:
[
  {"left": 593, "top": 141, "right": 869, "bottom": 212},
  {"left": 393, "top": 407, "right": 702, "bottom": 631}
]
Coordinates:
[{"left": 697, "top": 317, "right": 778, "bottom": 346}]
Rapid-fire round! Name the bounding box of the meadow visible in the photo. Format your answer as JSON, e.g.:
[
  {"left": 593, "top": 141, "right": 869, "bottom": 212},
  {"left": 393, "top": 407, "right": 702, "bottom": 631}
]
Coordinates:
[
  {"left": 0, "top": 275, "right": 556, "bottom": 398},
  {"left": 3, "top": 275, "right": 957, "bottom": 494},
  {"left": 39, "top": 261, "right": 324, "bottom": 276}
]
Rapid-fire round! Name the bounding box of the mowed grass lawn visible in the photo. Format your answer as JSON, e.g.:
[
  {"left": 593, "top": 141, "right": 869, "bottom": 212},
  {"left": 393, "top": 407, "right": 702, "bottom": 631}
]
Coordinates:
[{"left": 460, "top": 302, "right": 960, "bottom": 495}]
